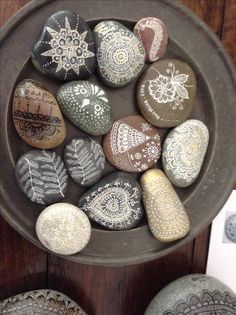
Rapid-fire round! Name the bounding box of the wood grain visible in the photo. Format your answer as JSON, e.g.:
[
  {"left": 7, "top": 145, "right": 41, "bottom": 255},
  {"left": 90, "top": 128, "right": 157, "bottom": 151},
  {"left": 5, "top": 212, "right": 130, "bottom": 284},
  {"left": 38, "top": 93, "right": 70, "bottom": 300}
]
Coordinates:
[{"left": 222, "top": 0, "right": 236, "bottom": 64}]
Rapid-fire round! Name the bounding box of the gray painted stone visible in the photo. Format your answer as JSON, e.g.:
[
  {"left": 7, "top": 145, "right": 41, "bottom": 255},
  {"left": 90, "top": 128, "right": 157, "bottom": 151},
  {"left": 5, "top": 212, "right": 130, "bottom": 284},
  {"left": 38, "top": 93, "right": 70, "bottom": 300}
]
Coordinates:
[{"left": 225, "top": 214, "right": 236, "bottom": 243}]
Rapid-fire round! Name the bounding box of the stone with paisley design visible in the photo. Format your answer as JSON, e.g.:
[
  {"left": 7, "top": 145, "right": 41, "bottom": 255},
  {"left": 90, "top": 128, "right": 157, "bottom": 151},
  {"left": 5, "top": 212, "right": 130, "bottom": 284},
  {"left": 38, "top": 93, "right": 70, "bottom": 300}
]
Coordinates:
[
  {"left": 78, "top": 172, "right": 144, "bottom": 230},
  {"left": 134, "top": 17, "right": 168, "bottom": 62},
  {"left": 103, "top": 115, "right": 161, "bottom": 173},
  {"left": 93, "top": 20, "right": 146, "bottom": 87},
  {"left": 137, "top": 59, "right": 197, "bottom": 127},
  {"left": 32, "top": 10, "right": 95, "bottom": 81},
  {"left": 162, "top": 120, "right": 209, "bottom": 187},
  {"left": 144, "top": 274, "right": 236, "bottom": 315},
  {"left": 13, "top": 79, "right": 66, "bottom": 149}
]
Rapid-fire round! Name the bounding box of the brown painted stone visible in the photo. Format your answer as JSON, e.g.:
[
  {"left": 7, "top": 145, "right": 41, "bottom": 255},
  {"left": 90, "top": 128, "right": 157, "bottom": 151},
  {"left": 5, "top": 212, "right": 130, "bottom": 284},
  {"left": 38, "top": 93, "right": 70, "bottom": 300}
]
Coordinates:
[
  {"left": 137, "top": 59, "right": 197, "bottom": 128},
  {"left": 13, "top": 79, "right": 66, "bottom": 149},
  {"left": 103, "top": 115, "right": 161, "bottom": 173},
  {"left": 134, "top": 17, "right": 168, "bottom": 62}
]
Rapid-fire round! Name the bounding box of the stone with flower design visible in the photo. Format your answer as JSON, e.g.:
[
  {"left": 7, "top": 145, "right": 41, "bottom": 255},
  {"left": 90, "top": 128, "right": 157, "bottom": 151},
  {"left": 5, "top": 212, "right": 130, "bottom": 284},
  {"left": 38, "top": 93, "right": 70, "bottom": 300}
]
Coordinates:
[
  {"left": 103, "top": 115, "right": 161, "bottom": 173},
  {"left": 32, "top": 10, "right": 96, "bottom": 81},
  {"left": 78, "top": 172, "right": 144, "bottom": 230},
  {"left": 57, "top": 81, "right": 112, "bottom": 136},
  {"left": 93, "top": 20, "right": 146, "bottom": 87},
  {"left": 137, "top": 59, "right": 197, "bottom": 128},
  {"left": 13, "top": 79, "right": 66, "bottom": 149}
]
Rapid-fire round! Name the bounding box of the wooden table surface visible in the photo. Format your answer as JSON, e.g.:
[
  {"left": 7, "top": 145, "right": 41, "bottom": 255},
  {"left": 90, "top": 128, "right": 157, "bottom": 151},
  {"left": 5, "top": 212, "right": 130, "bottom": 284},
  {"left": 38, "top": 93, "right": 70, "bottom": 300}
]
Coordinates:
[{"left": 0, "top": 1, "right": 235, "bottom": 314}]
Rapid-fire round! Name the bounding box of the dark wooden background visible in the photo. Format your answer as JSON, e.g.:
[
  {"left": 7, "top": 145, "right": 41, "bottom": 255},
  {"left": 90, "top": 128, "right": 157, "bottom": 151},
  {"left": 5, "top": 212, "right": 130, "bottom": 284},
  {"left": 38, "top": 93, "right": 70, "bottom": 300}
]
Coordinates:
[{"left": 0, "top": 1, "right": 235, "bottom": 314}]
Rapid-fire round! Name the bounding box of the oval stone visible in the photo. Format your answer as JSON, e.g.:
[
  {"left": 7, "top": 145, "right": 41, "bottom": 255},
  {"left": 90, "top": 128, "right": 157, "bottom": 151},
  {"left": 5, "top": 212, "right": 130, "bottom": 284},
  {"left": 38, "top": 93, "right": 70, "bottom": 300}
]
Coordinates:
[
  {"left": 36, "top": 203, "right": 91, "bottom": 255},
  {"left": 15, "top": 150, "right": 68, "bottom": 205},
  {"left": 13, "top": 79, "right": 66, "bottom": 149},
  {"left": 137, "top": 59, "right": 197, "bottom": 127},
  {"left": 103, "top": 115, "right": 161, "bottom": 173},
  {"left": 140, "top": 169, "right": 190, "bottom": 242},
  {"left": 144, "top": 274, "right": 236, "bottom": 315},
  {"left": 78, "top": 172, "right": 144, "bottom": 230},
  {"left": 64, "top": 137, "right": 105, "bottom": 187},
  {"left": 32, "top": 10, "right": 95, "bottom": 81},
  {"left": 134, "top": 17, "right": 168, "bottom": 62},
  {"left": 225, "top": 214, "right": 236, "bottom": 243},
  {"left": 162, "top": 119, "right": 209, "bottom": 187},
  {"left": 57, "top": 81, "right": 112, "bottom": 136},
  {"left": 93, "top": 20, "right": 146, "bottom": 87}
]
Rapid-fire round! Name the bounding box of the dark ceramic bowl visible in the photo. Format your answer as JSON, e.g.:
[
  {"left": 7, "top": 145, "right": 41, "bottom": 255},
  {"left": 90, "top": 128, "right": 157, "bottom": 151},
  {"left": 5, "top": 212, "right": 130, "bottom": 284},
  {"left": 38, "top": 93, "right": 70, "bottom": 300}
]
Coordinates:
[{"left": 1, "top": 0, "right": 236, "bottom": 266}]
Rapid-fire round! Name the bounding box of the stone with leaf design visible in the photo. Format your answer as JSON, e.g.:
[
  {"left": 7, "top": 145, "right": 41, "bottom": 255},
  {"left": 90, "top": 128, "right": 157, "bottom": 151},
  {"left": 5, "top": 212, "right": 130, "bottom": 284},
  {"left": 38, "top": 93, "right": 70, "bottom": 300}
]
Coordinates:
[
  {"left": 137, "top": 59, "right": 197, "bottom": 127},
  {"left": 32, "top": 10, "right": 96, "bottom": 81}
]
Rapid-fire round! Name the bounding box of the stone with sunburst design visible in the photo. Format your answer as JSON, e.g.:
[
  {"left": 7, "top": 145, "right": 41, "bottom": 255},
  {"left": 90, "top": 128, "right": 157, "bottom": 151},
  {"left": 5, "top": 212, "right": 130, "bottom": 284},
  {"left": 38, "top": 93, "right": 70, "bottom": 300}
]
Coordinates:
[{"left": 32, "top": 10, "right": 96, "bottom": 81}]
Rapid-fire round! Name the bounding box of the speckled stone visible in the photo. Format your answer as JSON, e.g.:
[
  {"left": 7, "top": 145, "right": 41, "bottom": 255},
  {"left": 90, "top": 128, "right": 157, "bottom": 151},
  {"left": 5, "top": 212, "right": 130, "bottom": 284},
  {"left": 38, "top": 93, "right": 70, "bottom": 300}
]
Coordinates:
[
  {"left": 93, "top": 20, "right": 145, "bottom": 87},
  {"left": 103, "top": 115, "right": 161, "bottom": 173},
  {"left": 225, "top": 214, "right": 236, "bottom": 243},
  {"left": 64, "top": 137, "right": 105, "bottom": 187},
  {"left": 57, "top": 81, "right": 112, "bottom": 135},
  {"left": 13, "top": 79, "right": 66, "bottom": 149},
  {"left": 140, "top": 169, "right": 190, "bottom": 242},
  {"left": 15, "top": 150, "right": 68, "bottom": 205},
  {"left": 137, "top": 59, "right": 197, "bottom": 127},
  {"left": 36, "top": 203, "right": 91, "bottom": 255},
  {"left": 134, "top": 17, "right": 168, "bottom": 62},
  {"left": 78, "top": 172, "right": 144, "bottom": 230},
  {"left": 32, "top": 10, "right": 96, "bottom": 81},
  {"left": 144, "top": 274, "right": 236, "bottom": 315},
  {"left": 162, "top": 119, "right": 209, "bottom": 187}
]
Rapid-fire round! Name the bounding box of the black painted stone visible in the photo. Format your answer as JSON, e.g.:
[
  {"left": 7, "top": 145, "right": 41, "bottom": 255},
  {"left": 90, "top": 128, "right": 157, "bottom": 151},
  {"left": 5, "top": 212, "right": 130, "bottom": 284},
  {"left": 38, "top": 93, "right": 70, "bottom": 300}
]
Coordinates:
[
  {"left": 32, "top": 10, "right": 96, "bottom": 81},
  {"left": 78, "top": 172, "right": 144, "bottom": 230}
]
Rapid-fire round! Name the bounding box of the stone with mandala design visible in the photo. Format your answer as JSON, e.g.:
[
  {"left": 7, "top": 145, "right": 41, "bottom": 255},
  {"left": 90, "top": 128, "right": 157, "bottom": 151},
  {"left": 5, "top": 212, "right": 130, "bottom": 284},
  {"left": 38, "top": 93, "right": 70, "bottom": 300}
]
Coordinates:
[
  {"left": 32, "top": 10, "right": 96, "bottom": 81},
  {"left": 137, "top": 59, "right": 197, "bottom": 127}
]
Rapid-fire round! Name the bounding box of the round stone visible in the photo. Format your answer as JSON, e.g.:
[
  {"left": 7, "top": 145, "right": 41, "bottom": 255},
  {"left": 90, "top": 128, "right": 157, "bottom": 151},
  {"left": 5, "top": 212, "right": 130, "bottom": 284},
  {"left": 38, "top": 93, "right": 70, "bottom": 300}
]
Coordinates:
[
  {"left": 78, "top": 172, "right": 144, "bottom": 230},
  {"left": 225, "top": 214, "right": 236, "bottom": 243},
  {"left": 57, "top": 81, "right": 112, "bottom": 136},
  {"left": 15, "top": 150, "right": 68, "bottom": 205},
  {"left": 93, "top": 20, "right": 146, "bottom": 87},
  {"left": 134, "top": 17, "right": 168, "bottom": 62},
  {"left": 103, "top": 115, "right": 161, "bottom": 173},
  {"left": 36, "top": 203, "right": 91, "bottom": 255},
  {"left": 64, "top": 137, "right": 105, "bottom": 187},
  {"left": 32, "top": 10, "right": 96, "bottom": 81},
  {"left": 13, "top": 79, "right": 66, "bottom": 149},
  {"left": 137, "top": 59, "right": 197, "bottom": 127},
  {"left": 162, "top": 119, "right": 209, "bottom": 187}
]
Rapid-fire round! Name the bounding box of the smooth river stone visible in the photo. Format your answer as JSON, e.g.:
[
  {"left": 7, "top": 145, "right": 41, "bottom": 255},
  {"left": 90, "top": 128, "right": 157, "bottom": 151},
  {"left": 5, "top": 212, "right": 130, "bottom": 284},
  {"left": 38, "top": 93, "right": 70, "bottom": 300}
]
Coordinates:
[
  {"left": 64, "top": 137, "right": 105, "bottom": 187},
  {"left": 15, "top": 150, "right": 68, "bottom": 205},
  {"left": 144, "top": 274, "right": 236, "bottom": 315},
  {"left": 140, "top": 169, "right": 190, "bottom": 242},
  {"left": 162, "top": 119, "right": 209, "bottom": 187},
  {"left": 78, "top": 172, "right": 144, "bottom": 230},
  {"left": 137, "top": 59, "right": 197, "bottom": 127},
  {"left": 32, "top": 10, "right": 95, "bottom": 81},
  {"left": 225, "top": 214, "right": 236, "bottom": 243},
  {"left": 134, "top": 17, "right": 168, "bottom": 62},
  {"left": 103, "top": 115, "right": 161, "bottom": 173},
  {"left": 57, "top": 81, "right": 112, "bottom": 135},
  {"left": 93, "top": 20, "right": 146, "bottom": 87},
  {"left": 13, "top": 79, "right": 66, "bottom": 149},
  {"left": 36, "top": 203, "right": 91, "bottom": 255}
]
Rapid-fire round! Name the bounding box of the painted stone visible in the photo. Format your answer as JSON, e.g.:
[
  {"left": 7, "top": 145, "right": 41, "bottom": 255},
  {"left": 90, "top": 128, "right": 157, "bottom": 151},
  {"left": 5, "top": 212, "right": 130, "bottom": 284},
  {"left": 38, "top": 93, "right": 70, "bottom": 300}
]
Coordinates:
[
  {"left": 144, "top": 274, "right": 236, "bottom": 315},
  {"left": 137, "top": 59, "right": 197, "bottom": 127},
  {"left": 78, "top": 172, "right": 144, "bottom": 230},
  {"left": 0, "top": 289, "right": 87, "bottom": 315},
  {"left": 36, "top": 203, "right": 91, "bottom": 255},
  {"left": 103, "top": 115, "right": 161, "bottom": 173},
  {"left": 162, "top": 119, "right": 209, "bottom": 187},
  {"left": 15, "top": 150, "right": 68, "bottom": 205},
  {"left": 57, "top": 81, "right": 112, "bottom": 135},
  {"left": 140, "top": 169, "right": 190, "bottom": 242},
  {"left": 32, "top": 10, "right": 95, "bottom": 81},
  {"left": 13, "top": 79, "right": 66, "bottom": 149},
  {"left": 64, "top": 137, "right": 105, "bottom": 187},
  {"left": 225, "top": 214, "right": 236, "bottom": 243},
  {"left": 134, "top": 17, "right": 168, "bottom": 62},
  {"left": 93, "top": 20, "right": 146, "bottom": 87}
]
